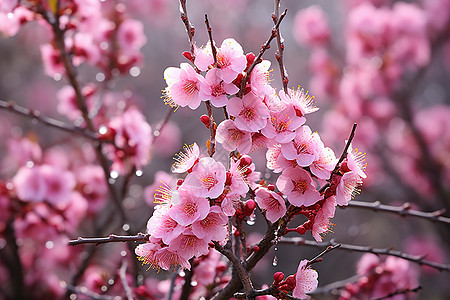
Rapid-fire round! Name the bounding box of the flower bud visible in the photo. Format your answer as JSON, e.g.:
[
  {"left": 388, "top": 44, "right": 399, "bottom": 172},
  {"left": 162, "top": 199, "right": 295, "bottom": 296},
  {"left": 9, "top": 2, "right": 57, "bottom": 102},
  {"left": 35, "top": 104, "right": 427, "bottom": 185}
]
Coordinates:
[
  {"left": 267, "top": 184, "right": 276, "bottom": 191},
  {"left": 243, "top": 199, "right": 256, "bottom": 216},
  {"left": 273, "top": 272, "right": 285, "bottom": 283},
  {"left": 200, "top": 114, "right": 210, "bottom": 129},
  {"left": 238, "top": 155, "right": 252, "bottom": 168},
  {"left": 296, "top": 226, "right": 307, "bottom": 235},
  {"left": 225, "top": 172, "right": 232, "bottom": 186},
  {"left": 182, "top": 51, "right": 194, "bottom": 62}
]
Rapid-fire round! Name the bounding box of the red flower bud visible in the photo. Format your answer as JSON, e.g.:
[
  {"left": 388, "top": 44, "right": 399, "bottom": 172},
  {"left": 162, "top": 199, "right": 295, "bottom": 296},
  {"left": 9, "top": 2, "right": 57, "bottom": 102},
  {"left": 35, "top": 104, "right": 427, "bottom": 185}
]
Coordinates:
[
  {"left": 267, "top": 184, "right": 276, "bottom": 191},
  {"left": 238, "top": 155, "right": 252, "bottom": 168},
  {"left": 273, "top": 272, "right": 285, "bottom": 283},
  {"left": 243, "top": 199, "right": 256, "bottom": 216},
  {"left": 253, "top": 245, "right": 260, "bottom": 252},
  {"left": 182, "top": 51, "right": 194, "bottom": 62},
  {"left": 225, "top": 172, "right": 232, "bottom": 186},
  {"left": 200, "top": 114, "right": 210, "bottom": 129}
]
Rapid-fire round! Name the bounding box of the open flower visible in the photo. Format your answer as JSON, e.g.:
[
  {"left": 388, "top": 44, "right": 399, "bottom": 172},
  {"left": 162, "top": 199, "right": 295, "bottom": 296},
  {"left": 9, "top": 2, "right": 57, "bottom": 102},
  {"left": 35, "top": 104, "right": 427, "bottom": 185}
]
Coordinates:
[
  {"left": 200, "top": 68, "right": 239, "bottom": 107},
  {"left": 168, "top": 187, "right": 210, "bottom": 226},
  {"left": 276, "top": 167, "right": 321, "bottom": 207},
  {"left": 279, "top": 87, "right": 319, "bottom": 117},
  {"left": 216, "top": 119, "right": 252, "bottom": 154},
  {"left": 311, "top": 196, "right": 336, "bottom": 242},
  {"left": 255, "top": 187, "right": 286, "bottom": 222},
  {"left": 261, "top": 105, "right": 305, "bottom": 143},
  {"left": 171, "top": 143, "right": 200, "bottom": 173},
  {"left": 163, "top": 63, "right": 207, "bottom": 110},
  {"left": 292, "top": 260, "right": 318, "bottom": 299},
  {"left": 226, "top": 92, "right": 270, "bottom": 132},
  {"left": 183, "top": 157, "right": 226, "bottom": 198},
  {"left": 280, "top": 125, "right": 323, "bottom": 167}
]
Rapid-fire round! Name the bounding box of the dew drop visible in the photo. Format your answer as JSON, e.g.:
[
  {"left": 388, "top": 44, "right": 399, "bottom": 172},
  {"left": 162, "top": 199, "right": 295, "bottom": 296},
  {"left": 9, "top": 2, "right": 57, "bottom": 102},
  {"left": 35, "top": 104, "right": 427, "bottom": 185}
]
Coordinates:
[
  {"left": 122, "top": 223, "right": 130, "bottom": 231},
  {"left": 179, "top": 270, "right": 185, "bottom": 277},
  {"left": 191, "top": 280, "right": 198, "bottom": 287},
  {"left": 272, "top": 256, "right": 278, "bottom": 267},
  {"left": 110, "top": 170, "right": 119, "bottom": 179},
  {"left": 120, "top": 250, "right": 127, "bottom": 257},
  {"left": 108, "top": 279, "right": 115, "bottom": 285},
  {"left": 135, "top": 169, "right": 143, "bottom": 177},
  {"left": 246, "top": 212, "right": 256, "bottom": 226}
]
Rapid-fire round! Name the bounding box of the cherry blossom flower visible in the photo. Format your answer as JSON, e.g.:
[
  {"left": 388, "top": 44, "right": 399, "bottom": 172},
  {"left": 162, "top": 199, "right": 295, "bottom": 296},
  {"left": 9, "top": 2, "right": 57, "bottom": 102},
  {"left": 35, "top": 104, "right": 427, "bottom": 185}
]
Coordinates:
[
  {"left": 250, "top": 60, "right": 273, "bottom": 96},
  {"left": 169, "top": 228, "right": 210, "bottom": 259},
  {"left": 336, "top": 172, "right": 363, "bottom": 206},
  {"left": 40, "top": 164, "right": 76, "bottom": 207},
  {"left": 254, "top": 187, "right": 286, "bottom": 222},
  {"left": 292, "top": 260, "right": 318, "bottom": 299},
  {"left": 13, "top": 166, "right": 47, "bottom": 202},
  {"left": 163, "top": 63, "right": 207, "bottom": 110},
  {"left": 200, "top": 68, "right": 239, "bottom": 107},
  {"left": 226, "top": 92, "right": 270, "bottom": 132},
  {"left": 153, "top": 246, "right": 191, "bottom": 271},
  {"left": 311, "top": 196, "right": 336, "bottom": 242},
  {"left": 183, "top": 157, "right": 226, "bottom": 198},
  {"left": 191, "top": 206, "right": 228, "bottom": 241},
  {"left": 171, "top": 143, "right": 200, "bottom": 174},
  {"left": 266, "top": 144, "right": 283, "bottom": 173},
  {"left": 280, "top": 125, "right": 322, "bottom": 167},
  {"left": 261, "top": 105, "right": 305, "bottom": 144},
  {"left": 216, "top": 120, "right": 252, "bottom": 154},
  {"left": 144, "top": 171, "right": 177, "bottom": 207},
  {"left": 147, "top": 204, "right": 183, "bottom": 244},
  {"left": 276, "top": 167, "right": 321, "bottom": 207},
  {"left": 40, "top": 44, "right": 65, "bottom": 77},
  {"left": 116, "top": 19, "right": 147, "bottom": 55},
  {"left": 279, "top": 87, "right": 319, "bottom": 117},
  {"left": 220, "top": 192, "right": 241, "bottom": 217},
  {"left": 168, "top": 187, "right": 210, "bottom": 226},
  {"left": 106, "top": 107, "right": 153, "bottom": 175},
  {"left": 344, "top": 143, "right": 367, "bottom": 179},
  {"left": 293, "top": 5, "right": 330, "bottom": 47},
  {"left": 310, "top": 146, "right": 337, "bottom": 180},
  {"left": 195, "top": 38, "right": 247, "bottom": 83}
]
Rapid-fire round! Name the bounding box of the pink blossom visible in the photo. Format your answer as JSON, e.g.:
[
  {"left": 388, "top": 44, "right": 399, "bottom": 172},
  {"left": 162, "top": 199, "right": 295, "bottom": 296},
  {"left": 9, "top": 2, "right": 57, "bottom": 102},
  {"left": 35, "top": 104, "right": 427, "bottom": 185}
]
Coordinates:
[
  {"left": 311, "top": 196, "right": 336, "bottom": 242},
  {"left": 276, "top": 167, "right": 321, "bottom": 207},
  {"left": 193, "top": 249, "right": 221, "bottom": 286},
  {"left": 169, "top": 228, "right": 210, "bottom": 259},
  {"left": 171, "top": 143, "right": 200, "bottom": 174},
  {"left": 226, "top": 93, "right": 270, "bottom": 132},
  {"left": 221, "top": 192, "right": 241, "bottom": 216},
  {"left": 228, "top": 157, "right": 252, "bottom": 196},
  {"left": 292, "top": 260, "right": 318, "bottom": 299},
  {"left": 310, "top": 146, "right": 337, "bottom": 180},
  {"left": 266, "top": 144, "right": 283, "bottom": 173},
  {"left": 40, "top": 164, "right": 76, "bottom": 207},
  {"left": 344, "top": 143, "right": 367, "bottom": 179},
  {"left": 7, "top": 137, "right": 42, "bottom": 168},
  {"left": 183, "top": 157, "right": 226, "bottom": 198},
  {"left": 168, "top": 187, "right": 210, "bottom": 226},
  {"left": 57, "top": 84, "right": 95, "bottom": 121},
  {"left": 336, "top": 172, "right": 363, "bottom": 206},
  {"left": 40, "top": 44, "right": 65, "bottom": 77},
  {"left": 154, "top": 246, "right": 192, "bottom": 270},
  {"left": 106, "top": 107, "right": 153, "bottom": 174},
  {"left": 200, "top": 68, "right": 239, "bottom": 107},
  {"left": 280, "top": 125, "right": 322, "bottom": 167},
  {"left": 117, "top": 19, "right": 147, "bottom": 55},
  {"left": 76, "top": 165, "right": 108, "bottom": 214},
  {"left": 250, "top": 60, "right": 273, "bottom": 96},
  {"left": 261, "top": 105, "right": 305, "bottom": 143},
  {"left": 71, "top": 32, "right": 101, "bottom": 66},
  {"left": 163, "top": 63, "right": 207, "bottom": 110},
  {"left": 0, "top": 6, "right": 33, "bottom": 37},
  {"left": 293, "top": 5, "right": 330, "bottom": 47},
  {"left": 191, "top": 206, "right": 228, "bottom": 241},
  {"left": 147, "top": 204, "right": 183, "bottom": 244},
  {"left": 279, "top": 87, "right": 319, "bottom": 117},
  {"left": 13, "top": 166, "right": 47, "bottom": 202},
  {"left": 216, "top": 120, "right": 252, "bottom": 154},
  {"left": 356, "top": 253, "right": 380, "bottom": 276},
  {"left": 195, "top": 38, "right": 247, "bottom": 83},
  {"left": 254, "top": 187, "right": 286, "bottom": 222}
]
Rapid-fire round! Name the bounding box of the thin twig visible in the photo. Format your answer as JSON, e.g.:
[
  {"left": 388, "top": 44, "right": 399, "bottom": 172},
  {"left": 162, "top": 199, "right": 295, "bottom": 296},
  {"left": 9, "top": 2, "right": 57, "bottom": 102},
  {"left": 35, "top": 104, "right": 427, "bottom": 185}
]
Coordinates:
[
  {"left": 69, "top": 233, "right": 150, "bottom": 246},
  {"left": 0, "top": 99, "right": 98, "bottom": 140},
  {"left": 371, "top": 286, "right": 422, "bottom": 300},
  {"left": 64, "top": 283, "right": 116, "bottom": 300},
  {"left": 345, "top": 200, "right": 450, "bottom": 225},
  {"left": 179, "top": 0, "right": 195, "bottom": 55},
  {"left": 279, "top": 237, "right": 450, "bottom": 272},
  {"left": 272, "top": 0, "right": 288, "bottom": 93},
  {"left": 152, "top": 108, "right": 174, "bottom": 143},
  {"left": 205, "top": 101, "right": 216, "bottom": 157},
  {"left": 205, "top": 14, "right": 218, "bottom": 67},
  {"left": 307, "top": 244, "right": 341, "bottom": 266},
  {"left": 119, "top": 260, "right": 134, "bottom": 300},
  {"left": 239, "top": 9, "right": 287, "bottom": 96}
]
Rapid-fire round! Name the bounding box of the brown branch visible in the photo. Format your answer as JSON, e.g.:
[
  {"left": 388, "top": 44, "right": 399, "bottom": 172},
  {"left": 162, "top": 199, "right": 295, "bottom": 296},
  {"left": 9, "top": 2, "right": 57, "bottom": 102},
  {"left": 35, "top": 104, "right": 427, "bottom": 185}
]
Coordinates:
[
  {"left": 152, "top": 108, "right": 174, "bottom": 143},
  {"left": 205, "top": 14, "right": 218, "bottom": 67},
  {"left": 179, "top": 0, "right": 195, "bottom": 55},
  {"left": 272, "top": 0, "right": 288, "bottom": 93},
  {"left": 239, "top": 9, "right": 287, "bottom": 96},
  {"left": 371, "top": 286, "right": 422, "bottom": 300},
  {"left": 213, "top": 242, "right": 255, "bottom": 299},
  {"left": 344, "top": 200, "right": 450, "bottom": 225},
  {"left": 205, "top": 101, "right": 216, "bottom": 157},
  {"left": 307, "top": 243, "right": 341, "bottom": 266},
  {"left": 68, "top": 233, "right": 149, "bottom": 246},
  {"left": 279, "top": 237, "right": 450, "bottom": 272},
  {"left": 0, "top": 99, "right": 98, "bottom": 140}
]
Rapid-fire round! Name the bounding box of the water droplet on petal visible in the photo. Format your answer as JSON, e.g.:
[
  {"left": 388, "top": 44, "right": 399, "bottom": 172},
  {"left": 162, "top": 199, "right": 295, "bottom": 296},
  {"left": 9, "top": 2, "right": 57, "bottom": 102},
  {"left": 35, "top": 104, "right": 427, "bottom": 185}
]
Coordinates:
[{"left": 246, "top": 212, "right": 256, "bottom": 226}]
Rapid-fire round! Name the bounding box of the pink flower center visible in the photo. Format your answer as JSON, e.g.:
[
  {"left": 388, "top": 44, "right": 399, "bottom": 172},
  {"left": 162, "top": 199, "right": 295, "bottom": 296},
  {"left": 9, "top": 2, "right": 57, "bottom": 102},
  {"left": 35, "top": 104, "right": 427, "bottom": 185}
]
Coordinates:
[
  {"left": 182, "top": 202, "right": 197, "bottom": 216},
  {"left": 217, "top": 53, "right": 230, "bottom": 68},
  {"left": 273, "top": 116, "right": 292, "bottom": 132}
]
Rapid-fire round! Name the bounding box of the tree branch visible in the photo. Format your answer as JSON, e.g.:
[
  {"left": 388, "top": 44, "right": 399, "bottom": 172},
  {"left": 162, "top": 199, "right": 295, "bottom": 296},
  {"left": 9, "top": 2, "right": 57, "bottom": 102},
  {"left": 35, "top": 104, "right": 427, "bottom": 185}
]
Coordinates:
[
  {"left": 344, "top": 200, "right": 450, "bottom": 225},
  {"left": 272, "top": 0, "right": 288, "bottom": 93},
  {"left": 279, "top": 237, "right": 450, "bottom": 272},
  {"left": 69, "top": 233, "right": 149, "bottom": 246}
]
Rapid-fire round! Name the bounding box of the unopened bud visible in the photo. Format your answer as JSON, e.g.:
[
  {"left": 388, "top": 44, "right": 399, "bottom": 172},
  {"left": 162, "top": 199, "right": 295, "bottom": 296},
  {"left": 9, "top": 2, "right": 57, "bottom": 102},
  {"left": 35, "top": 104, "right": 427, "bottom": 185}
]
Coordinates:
[
  {"left": 243, "top": 199, "right": 256, "bottom": 216},
  {"left": 177, "top": 179, "right": 184, "bottom": 186},
  {"left": 200, "top": 114, "right": 210, "bottom": 128},
  {"left": 238, "top": 155, "right": 252, "bottom": 168},
  {"left": 253, "top": 245, "right": 260, "bottom": 252},
  {"left": 267, "top": 184, "right": 276, "bottom": 191},
  {"left": 225, "top": 172, "right": 232, "bottom": 186},
  {"left": 182, "top": 51, "right": 194, "bottom": 62},
  {"left": 245, "top": 52, "right": 256, "bottom": 69},
  {"left": 340, "top": 160, "right": 351, "bottom": 173},
  {"left": 273, "top": 272, "right": 285, "bottom": 283},
  {"left": 285, "top": 275, "right": 296, "bottom": 289},
  {"left": 296, "top": 226, "right": 306, "bottom": 235}
]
